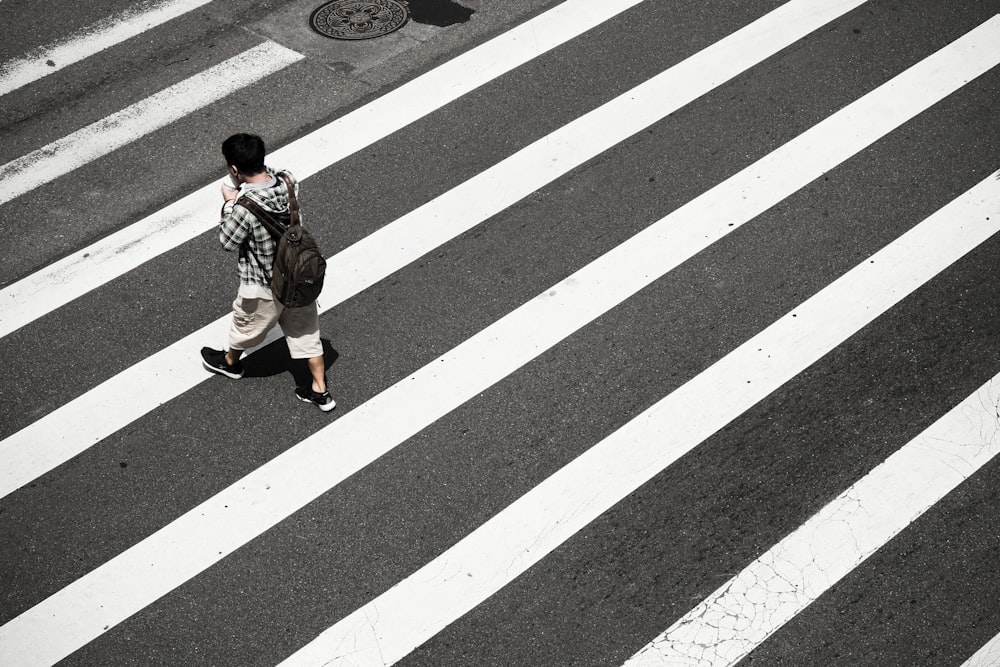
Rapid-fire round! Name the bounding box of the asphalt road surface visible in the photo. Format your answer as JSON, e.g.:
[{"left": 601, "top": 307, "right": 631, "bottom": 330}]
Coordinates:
[{"left": 1, "top": 0, "right": 1000, "bottom": 665}]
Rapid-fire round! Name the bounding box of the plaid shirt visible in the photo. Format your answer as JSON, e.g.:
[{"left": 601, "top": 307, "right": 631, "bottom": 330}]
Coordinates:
[{"left": 219, "top": 168, "right": 298, "bottom": 289}]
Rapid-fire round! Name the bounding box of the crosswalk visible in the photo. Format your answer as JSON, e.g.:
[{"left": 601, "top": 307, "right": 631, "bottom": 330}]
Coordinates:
[{"left": 1, "top": 0, "right": 999, "bottom": 665}]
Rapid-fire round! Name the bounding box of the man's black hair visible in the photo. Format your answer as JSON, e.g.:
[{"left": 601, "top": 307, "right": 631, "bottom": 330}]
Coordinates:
[{"left": 222, "top": 133, "right": 266, "bottom": 174}]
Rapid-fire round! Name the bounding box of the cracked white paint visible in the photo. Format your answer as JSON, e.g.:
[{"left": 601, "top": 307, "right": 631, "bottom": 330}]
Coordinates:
[
  {"left": 279, "top": 164, "right": 1000, "bottom": 665},
  {"left": 624, "top": 377, "right": 1000, "bottom": 666},
  {"left": 962, "top": 632, "right": 1000, "bottom": 667},
  {"left": 0, "top": 0, "right": 213, "bottom": 95},
  {"left": 0, "top": 41, "right": 304, "bottom": 206}
]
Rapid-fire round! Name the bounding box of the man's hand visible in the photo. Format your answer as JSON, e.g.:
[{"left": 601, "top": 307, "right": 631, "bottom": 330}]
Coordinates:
[{"left": 221, "top": 181, "right": 239, "bottom": 202}]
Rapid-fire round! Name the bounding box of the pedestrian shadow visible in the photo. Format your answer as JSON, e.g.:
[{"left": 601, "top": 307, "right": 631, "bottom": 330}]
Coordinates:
[{"left": 241, "top": 338, "right": 339, "bottom": 387}]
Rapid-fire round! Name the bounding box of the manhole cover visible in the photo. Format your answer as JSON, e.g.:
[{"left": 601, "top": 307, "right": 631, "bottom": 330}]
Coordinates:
[{"left": 310, "top": 0, "right": 410, "bottom": 40}]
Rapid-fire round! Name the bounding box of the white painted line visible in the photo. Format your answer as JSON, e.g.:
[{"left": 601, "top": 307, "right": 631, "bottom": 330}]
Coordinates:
[
  {"left": 0, "top": 0, "right": 873, "bottom": 498},
  {"left": 2, "top": 12, "right": 996, "bottom": 665},
  {"left": 0, "top": 0, "right": 212, "bottom": 96},
  {"left": 0, "top": 0, "right": 646, "bottom": 338},
  {"left": 283, "top": 175, "right": 1000, "bottom": 666},
  {"left": 0, "top": 41, "right": 303, "bottom": 206},
  {"left": 624, "top": 379, "right": 1000, "bottom": 666},
  {"left": 961, "top": 633, "right": 1000, "bottom": 667}
]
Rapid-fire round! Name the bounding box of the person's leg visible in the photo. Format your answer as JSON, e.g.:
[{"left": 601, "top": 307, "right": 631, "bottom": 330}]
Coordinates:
[
  {"left": 281, "top": 302, "right": 334, "bottom": 411},
  {"left": 228, "top": 296, "right": 281, "bottom": 359},
  {"left": 306, "top": 355, "right": 327, "bottom": 393},
  {"left": 203, "top": 295, "right": 281, "bottom": 378}
]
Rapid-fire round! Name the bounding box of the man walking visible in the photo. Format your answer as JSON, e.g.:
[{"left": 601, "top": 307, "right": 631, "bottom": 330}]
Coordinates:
[{"left": 201, "top": 133, "right": 335, "bottom": 412}]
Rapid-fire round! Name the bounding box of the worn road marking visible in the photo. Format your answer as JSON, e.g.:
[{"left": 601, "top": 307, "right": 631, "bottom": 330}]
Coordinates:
[
  {"left": 0, "top": 0, "right": 873, "bottom": 499},
  {"left": 0, "top": 41, "right": 303, "bottom": 206},
  {"left": 3, "top": 10, "right": 995, "bottom": 666},
  {"left": 961, "top": 633, "right": 1000, "bottom": 667},
  {"left": 625, "top": 373, "right": 1000, "bottom": 666},
  {"left": 0, "top": 0, "right": 212, "bottom": 95},
  {"left": 0, "top": 0, "right": 646, "bottom": 337}
]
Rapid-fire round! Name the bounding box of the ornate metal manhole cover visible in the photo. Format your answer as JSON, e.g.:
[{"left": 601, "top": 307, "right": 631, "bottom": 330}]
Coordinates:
[{"left": 310, "top": 0, "right": 409, "bottom": 40}]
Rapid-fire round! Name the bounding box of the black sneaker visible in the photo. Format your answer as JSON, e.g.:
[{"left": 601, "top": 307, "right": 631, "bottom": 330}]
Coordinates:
[
  {"left": 201, "top": 347, "right": 243, "bottom": 379},
  {"left": 295, "top": 385, "right": 336, "bottom": 412}
]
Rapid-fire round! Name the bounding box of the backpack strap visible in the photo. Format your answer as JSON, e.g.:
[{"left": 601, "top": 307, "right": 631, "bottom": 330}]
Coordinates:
[
  {"left": 275, "top": 171, "right": 300, "bottom": 227},
  {"left": 236, "top": 196, "right": 286, "bottom": 239},
  {"left": 234, "top": 172, "right": 299, "bottom": 285},
  {"left": 234, "top": 171, "right": 299, "bottom": 239}
]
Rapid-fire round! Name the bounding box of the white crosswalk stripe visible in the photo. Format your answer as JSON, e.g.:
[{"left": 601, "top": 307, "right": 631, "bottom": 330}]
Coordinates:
[
  {"left": 0, "top": 0, "right": 212, "bottom": 95},
  {"left": 0, "top": 41, "right": 303, "bottom": 205},
  {"left": 962, "top": 633, "right": 1000, "bottom": 667},
  {"left": 1, "top": 1, "right": 998, "bottom": 665}
]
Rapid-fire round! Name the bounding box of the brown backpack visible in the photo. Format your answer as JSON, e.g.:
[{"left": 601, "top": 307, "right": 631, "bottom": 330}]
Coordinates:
[{"left": 238, "top": 172, "right": 326, "bottom": 308}]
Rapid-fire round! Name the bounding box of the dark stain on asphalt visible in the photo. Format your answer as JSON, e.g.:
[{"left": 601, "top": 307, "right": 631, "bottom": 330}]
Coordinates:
[{"left": 407, "top": 0, "right": 474, "bottom": 27}]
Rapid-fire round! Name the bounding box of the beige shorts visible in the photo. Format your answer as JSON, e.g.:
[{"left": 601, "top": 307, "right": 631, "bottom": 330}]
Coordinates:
[{"left": 228, "top": 295, "right": 322, "bottom": 359}]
